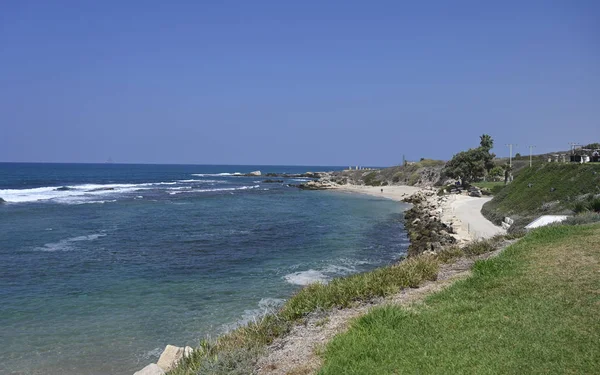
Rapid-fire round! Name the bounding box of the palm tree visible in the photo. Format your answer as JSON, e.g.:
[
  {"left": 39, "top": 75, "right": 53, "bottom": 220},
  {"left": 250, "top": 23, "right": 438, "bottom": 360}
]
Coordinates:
[{"left": 479, "top": 134, "right": 494, "bottom": 151}]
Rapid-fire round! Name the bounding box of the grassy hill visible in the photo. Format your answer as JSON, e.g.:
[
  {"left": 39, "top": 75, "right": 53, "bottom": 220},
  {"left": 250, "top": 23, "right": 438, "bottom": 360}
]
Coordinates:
[
  {"left": 319, "top": 223, "right": 600, "bottom": 374},
  {"left": 482, "top": 163, "right": 600, "bottom": 228}
]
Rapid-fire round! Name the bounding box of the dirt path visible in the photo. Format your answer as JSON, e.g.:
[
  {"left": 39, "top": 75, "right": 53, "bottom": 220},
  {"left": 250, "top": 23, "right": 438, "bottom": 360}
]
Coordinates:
[{"left": 446, "top": 195, "right": 505, "bottom": 240}]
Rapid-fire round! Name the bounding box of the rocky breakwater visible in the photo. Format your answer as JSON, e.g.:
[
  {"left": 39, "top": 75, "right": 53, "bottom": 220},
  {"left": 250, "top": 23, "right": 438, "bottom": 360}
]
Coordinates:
[
  {"left": 134, "top": 345, "right": 193, "bottom": 375},
  {"left": 402, "top": 190, "right": 458, "bottom": 257}
]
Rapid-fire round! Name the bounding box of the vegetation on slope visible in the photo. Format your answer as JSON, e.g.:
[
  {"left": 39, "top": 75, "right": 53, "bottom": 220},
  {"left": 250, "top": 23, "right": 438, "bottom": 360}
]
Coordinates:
[
  {"left": 169, "top": 253, "right": 443, "bottom": 374},
  {"left": 482, "top": 163, "right": 600, "bottom": 228},
  {"left": 319, "top": 224, "right": 600, "bottom": 374},
  {"left": 330, "top": 159, "right": 446, "bottom": 187},
  {"left": 168, "top": 236, "right": 517, "bottom": 374}
]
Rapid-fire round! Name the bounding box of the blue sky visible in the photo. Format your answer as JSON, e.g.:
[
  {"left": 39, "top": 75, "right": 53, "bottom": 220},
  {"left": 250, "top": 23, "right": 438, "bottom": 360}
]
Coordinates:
[{"left": 1, "top": 1, "right": 598, "bottom": 166}]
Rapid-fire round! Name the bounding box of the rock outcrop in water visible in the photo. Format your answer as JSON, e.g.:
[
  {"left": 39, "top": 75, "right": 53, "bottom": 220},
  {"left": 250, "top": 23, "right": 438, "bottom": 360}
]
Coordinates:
[
  {"left": 0, "top": 197, "right": 5, "bottom": 204},
  {"left": 294, "top": 179, "right": 336, "bottom": 190}
]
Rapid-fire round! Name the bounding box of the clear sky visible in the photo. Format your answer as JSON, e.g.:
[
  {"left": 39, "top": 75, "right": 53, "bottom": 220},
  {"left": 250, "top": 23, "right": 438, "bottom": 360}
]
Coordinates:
[{"left": 1, "top": 1, "right": 598, "bottom": 166}]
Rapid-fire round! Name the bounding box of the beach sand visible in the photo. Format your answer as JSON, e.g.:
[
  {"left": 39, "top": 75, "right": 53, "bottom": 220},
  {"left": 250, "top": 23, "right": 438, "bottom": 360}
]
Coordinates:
[
  {"left": 333, "top": 184, "right": 423, "bottom": 201},
  {"left": 334, "top": 184, "right": 505, "bottom": 242}
]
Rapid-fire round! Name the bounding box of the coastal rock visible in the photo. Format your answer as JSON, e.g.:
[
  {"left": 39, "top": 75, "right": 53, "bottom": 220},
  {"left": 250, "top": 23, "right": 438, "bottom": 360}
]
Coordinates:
[
  {"left": 133, "top": 363, "right": 165, "bottom": 375},
  {"left": 0, "top": 197, "right": 5, "bottom": 204},
  {"left": 248, "top": 170, "right": 261, "bottom": 176},
  {"left": 297, "top": 180, "right": 335, "bottom": 190},
  {"left": 157, "top": 345, "right": 193, "bottom": 372},
  {"left": 403, "top": 191, "right": 457, "bottom": 257}
]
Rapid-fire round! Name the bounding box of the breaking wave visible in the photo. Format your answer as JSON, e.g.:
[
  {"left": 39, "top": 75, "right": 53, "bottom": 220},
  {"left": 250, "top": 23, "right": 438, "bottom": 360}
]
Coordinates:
[{"left": 35, "top": 233, "right": 107, "bottom": 252}]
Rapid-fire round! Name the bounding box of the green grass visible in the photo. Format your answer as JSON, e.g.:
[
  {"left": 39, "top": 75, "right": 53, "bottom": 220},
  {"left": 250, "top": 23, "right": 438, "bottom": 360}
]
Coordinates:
[
  {"left": 482, "top": 163, "right": 600, "bottom": 225},
  {"left": 472, "top": 181, "right": 504, "bottom": 190},
  {"left": 168, "top": 253, "right": 448, "bottom": 374},
  {"left": 318, "top": 224, "right": 600, "bottom": 375},
  {"left": 472, "top": 181, "right": 506, "bottom": 195}
]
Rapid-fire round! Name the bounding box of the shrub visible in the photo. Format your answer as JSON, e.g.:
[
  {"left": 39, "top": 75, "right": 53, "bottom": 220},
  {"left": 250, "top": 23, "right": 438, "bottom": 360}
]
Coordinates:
[
  {"left": 563, "top": 212, "right": 600, "bottom": 226},
  {"left": 462, "top": 239, "right": 495, "bottom": 256},
  {"left": 573, "top": 202, "right": 589, "bottom": 214},
  {"left": 363, "top": 171, "right": 381, "bottom": 186},
  {"left": 590, "top": 198, "right": 600, "bottom": 213}
]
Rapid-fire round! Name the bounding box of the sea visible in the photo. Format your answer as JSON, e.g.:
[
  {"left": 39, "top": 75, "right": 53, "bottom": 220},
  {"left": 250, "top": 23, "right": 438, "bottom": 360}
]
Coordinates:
[{"left": 0, "top": 163, "right": 410, "bottom": 375}]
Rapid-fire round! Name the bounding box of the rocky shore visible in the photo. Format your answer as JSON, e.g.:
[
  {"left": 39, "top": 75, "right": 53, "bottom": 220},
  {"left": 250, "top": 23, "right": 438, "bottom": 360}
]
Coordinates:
[{"left": 402, "top": 190, "right": 458, "bottom": 257}]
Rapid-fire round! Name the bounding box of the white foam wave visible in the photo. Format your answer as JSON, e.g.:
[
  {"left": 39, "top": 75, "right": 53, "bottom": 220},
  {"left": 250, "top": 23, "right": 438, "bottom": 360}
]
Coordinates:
[
  {"left": 284, "top": 269, "right": 328, "bottom": 285},
  {"left": 74, "top": 200, "right": 117, "bottom": 205},
  {"left": 194, "top": 185, "right": 260, "bottom": 193},
  {"left": 168, "top": 185, "right": 259, "bottom": 195},
  {"left": 191, "top": 172, "right": 242, "bottom": 177},
  {"left": 139, "top": 347, "right": 163, "bottom": 361},
  {"left": 177, "top": 179, "right": 224, "bottom": 183},
  {"left": 36, "top": 233, "right": 107, "bottom": 252},
  {"left": 0, "top": 180, "right": 213, "bottom": 204},
  {"left": 284, "top": 263, "right": 357, "bottom": 286},
  {"left": 0, "top": 183, "right": 149, "bottom": 203}
]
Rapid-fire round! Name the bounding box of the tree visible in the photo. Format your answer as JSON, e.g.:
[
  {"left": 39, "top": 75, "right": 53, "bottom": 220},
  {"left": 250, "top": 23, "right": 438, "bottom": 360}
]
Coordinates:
[
  {"left": 444, "top": 134, "right": 496, "bottom": 185},
  {"left": 444, "top": 148, "right": 486, "bottom": 185},
  {"left": 515, "top": 152, "right": 521, "bottom": 158},
  {"left": 489, "top": 166, "right": 504, "bottom": 180},
  {"left": 479, "top": 134, "right": 494, "bottom": 151}
]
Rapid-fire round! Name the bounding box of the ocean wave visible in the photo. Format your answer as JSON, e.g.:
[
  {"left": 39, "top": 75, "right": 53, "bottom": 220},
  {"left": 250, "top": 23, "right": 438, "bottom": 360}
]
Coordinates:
[
  {"left": 191, "top": 173, "right": 242, "bottom": 177},
  {"left": 194, "top": 185, "right": 260, "bottom": 193},
  {"left": 284, "top": 263, "right": 356, "bottom": 285},
  {"left": 0, "top": 180, "right": 221, "bottom": 204},
  {"left": 0, "top": 183, "right": 149, "bottom": 203},
  {"left": 284, "top": 269, "right": 329, "bottom": 285},
  {"left": 35, "top": 233, "right": 107, "bottom": 252},
  {"left": 168, "top": 185, "right": 260, "bottom": 195},
  {"left": 223, "top": 298, "right": 285, "bottom": 332},
  {"left": 177, "top": 179, "right": 224, "bottom": 183}
]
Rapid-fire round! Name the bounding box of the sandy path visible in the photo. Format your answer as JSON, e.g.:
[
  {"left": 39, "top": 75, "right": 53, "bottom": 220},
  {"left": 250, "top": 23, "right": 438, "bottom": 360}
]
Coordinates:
[{"left": 444, "top": 195, "right": 505, "bottom": 240}]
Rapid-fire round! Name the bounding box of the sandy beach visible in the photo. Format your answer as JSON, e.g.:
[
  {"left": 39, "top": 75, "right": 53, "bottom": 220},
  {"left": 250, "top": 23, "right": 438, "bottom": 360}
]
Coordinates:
[{"left": 334, "top": 184, "right": 505, "bottom": 242}]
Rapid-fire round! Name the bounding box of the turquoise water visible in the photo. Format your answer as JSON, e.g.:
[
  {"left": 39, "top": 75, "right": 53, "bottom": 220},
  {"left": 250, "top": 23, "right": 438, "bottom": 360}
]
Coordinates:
[{"left": 0, "top": 163, "right": 409, "bottom": 375}]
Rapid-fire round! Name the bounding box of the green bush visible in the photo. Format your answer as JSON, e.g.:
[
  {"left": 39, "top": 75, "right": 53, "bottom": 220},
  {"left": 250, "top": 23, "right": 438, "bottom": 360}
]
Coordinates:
[{"left": 363, "top": 171, "right": 381, "bottom": 186}]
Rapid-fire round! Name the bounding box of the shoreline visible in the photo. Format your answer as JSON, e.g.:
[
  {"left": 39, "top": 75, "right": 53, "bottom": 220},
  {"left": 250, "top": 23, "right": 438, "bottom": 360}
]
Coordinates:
[
  {"left": 255, "top": 185, "right": 510, "bottom": 374},
  {"left": 333, "top": 184, "right": 505, "bottom": 244},
  {"left": 135, "top": 184, "right": 506, "bottom": 374}
]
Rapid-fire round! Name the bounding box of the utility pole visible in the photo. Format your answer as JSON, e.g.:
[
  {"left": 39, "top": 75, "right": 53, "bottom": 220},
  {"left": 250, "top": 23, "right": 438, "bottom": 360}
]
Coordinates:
[
  {"left": 506, "top": 144, "right": 517, "bottom": 168},
  {"left": 568, "top": 142, "right": 578, "bottom": 155},
  {"left": 528, "top": 145, "right": 536, "bottom": 167}
]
